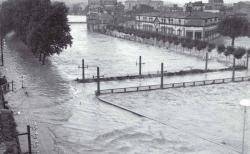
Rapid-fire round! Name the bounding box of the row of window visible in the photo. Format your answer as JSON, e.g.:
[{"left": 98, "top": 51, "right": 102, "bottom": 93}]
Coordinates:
[{"left": 137, "top": 16, "right": 219, "bottom": 25}]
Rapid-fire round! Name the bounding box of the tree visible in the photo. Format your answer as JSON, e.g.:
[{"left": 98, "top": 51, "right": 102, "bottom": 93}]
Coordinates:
[
  {"left": 218, "top": 15, "right": 249, "bottom": 46},
  {"left": 31, "top": 2, "right": 72, "bottom": 65},
  {"left": 225, "top": 46, "right": 235, "bottom": 58},
  {"left": 1, "top": 0, "right": 72, "bottom": 65},
  {"left": 233, "top": 47, "right": 246, "bottom": 59},
  {"left": 217, "top": 44, "right": 226, "bottom": 54},
  {"left": 208, "top": 43, "right": 216, "bottom": 52}
]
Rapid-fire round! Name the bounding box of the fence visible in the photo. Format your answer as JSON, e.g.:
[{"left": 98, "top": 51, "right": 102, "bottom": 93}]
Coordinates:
[{"left": 97, "top": 76, "right": 250, "bottom": 95}]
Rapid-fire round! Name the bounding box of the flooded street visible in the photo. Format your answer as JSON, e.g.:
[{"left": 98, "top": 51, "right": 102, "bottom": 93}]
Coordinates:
[{"left": 2, "top": 16, "right": 250, "bottom": 153}]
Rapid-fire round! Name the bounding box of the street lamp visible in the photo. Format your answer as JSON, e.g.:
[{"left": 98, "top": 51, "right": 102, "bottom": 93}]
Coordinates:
[{"left": 240, "top": 99, "right": 250, "bottom": 154}]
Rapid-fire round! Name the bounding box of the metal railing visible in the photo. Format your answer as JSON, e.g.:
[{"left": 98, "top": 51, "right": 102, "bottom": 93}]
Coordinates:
[{"left": 97, "top": 76, "right": 250, "bottom": 95}]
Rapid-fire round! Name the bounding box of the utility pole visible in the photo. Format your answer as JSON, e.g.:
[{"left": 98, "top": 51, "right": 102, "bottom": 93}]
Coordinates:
[
  {"left": 96, "top": 67, "right": 100, "bottom": 96},
  {"left": 136, "top": 56, "right": 145, "bottom": 76},
  {"left": 205, "top": 52, "right": 208, "bottom": 72},
  {"left": 161, "top": 63, "right": 164, "bottom": 89},
  {"left": 17, "top": 125, "right": 32, "bottom": 154}
]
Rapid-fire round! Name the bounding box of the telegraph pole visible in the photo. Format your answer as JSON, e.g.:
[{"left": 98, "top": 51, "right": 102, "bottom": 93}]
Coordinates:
[
  {"left": 137, "top": 56, "right": 145, "bottom": 76},
  {"left": 205, "top": 52, "right": 208, "bottom": 72},
  {"left": 161, "top": 63, "right": 164, "bottom": 89},
  {"left": 96, "top": 67, "right": 100, "bottom": 96}
]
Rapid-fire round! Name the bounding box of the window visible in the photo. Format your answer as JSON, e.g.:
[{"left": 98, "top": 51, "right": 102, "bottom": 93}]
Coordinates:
[
  {"left": 143, "top": 16, "right": 147, "bottom": 21},
  {"left": 161, "top": 19, "right": 166, "bottom": 23},
  {"left": 177, "top": 29, "right": 181, "bottom": 36},
  {"left": 179, "top": 19, "right": 182, "bottom": 25},
  {"left": 169, "top": 18, "right": 173, "bottom": 24},
  {"left": 149, "top": 17, "right": 153, "bottom": 22}
]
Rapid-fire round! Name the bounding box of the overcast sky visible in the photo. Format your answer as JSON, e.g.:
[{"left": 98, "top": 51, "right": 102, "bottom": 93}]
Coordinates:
[{"left": 51, "top": 0, "right": 250, "bottom": 5}]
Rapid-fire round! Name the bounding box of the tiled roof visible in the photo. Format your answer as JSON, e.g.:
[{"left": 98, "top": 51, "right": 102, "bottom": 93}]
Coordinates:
[{"left": 138, "top": 11, "right": 220, "bottom": 19}]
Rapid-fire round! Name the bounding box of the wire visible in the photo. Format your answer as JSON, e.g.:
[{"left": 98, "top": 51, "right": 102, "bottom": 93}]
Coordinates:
[{"left": 97, "top": 96, "right": 241, "bottom": 153}]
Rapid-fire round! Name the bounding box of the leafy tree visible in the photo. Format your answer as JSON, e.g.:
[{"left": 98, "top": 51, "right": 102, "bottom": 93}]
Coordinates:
[
  {"left": 218, "top": 15, "right": 249, "bottom": 46},
  {"left": 1, "top": 0, "right": 72, "bottom": 65},
  {"left": 208, "top": 43, "right": 216, "bottom": 52},
  {"left": 217, "top": 44, "right": 226, "bottom": 54},
  {"left": 225, "top": 46, "right": 235, "bottom": 57},
  {"left": 233, "top": 47, "right": 246, "bottom": 59},
  {"left": 196, "top": 41, "right": 207, "bottom": 52}
]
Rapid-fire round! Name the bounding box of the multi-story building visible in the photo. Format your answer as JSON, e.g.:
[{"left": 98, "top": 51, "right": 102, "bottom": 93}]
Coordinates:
[
  {"left": 135, "top": 12, "right": 221, "bottom": 41},
  {"left": 206, "top": 0, "right": 224, "bottom": 10},
  {"left": 125, "top": 0, "right": 164, "bottom": 10},
  {"left": 184, "top": 1, "right": 205, "bottom": 12},
  {"left": 87, "top": 0, "right": 117, "bottom": 31}
]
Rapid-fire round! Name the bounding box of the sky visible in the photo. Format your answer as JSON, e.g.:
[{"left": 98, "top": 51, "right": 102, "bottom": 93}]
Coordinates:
[{"left": 53, "top": 0, "right": 250, "bottom": 5}]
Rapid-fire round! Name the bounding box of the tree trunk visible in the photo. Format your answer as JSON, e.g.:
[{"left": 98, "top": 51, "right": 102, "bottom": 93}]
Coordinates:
[
  {"left": 39, "top": 52, "right": 42, "bottom": 62},
  {"left": 42, "top": 53, "right": 46, "bottom": 65},
  {"left": 0, "top": 38, "right": 3, "bottom": 66},
  {"left": 232, "top": 57, "right": 236, "bottom": 81},
  {"left": 231, "top": 37, "right": 235, "bottom": 46},
  {"left": 205, "top": 52, "right": 208, "bottom": 72},
  {"left": 247, "top": 52, "right": 249, "bottom": 69}
]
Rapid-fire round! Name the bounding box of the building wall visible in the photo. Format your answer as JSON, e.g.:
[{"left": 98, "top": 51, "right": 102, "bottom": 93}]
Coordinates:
[
  {"left": 135, "top": 14, "right": 219, "bottom": 41},
  {"left": 125, "top": 0, "right": 163, "bottom": 10}
]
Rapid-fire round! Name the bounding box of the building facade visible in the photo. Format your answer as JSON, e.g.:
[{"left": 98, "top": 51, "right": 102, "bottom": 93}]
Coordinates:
[
  {"left": 135, "top": 12, "right": 220, "bottom": 41},
  {"left": 87, "top": 0, "right": 117, "bottom": 31},
  {"left": 125, "top": 0, "right": 164, "bottom": 10},
  {"left": 206, "top": 0, "right": 224, "bottom": 10},
  {"left": 184, "top": 1, "right": 205, "bottom": 12}
]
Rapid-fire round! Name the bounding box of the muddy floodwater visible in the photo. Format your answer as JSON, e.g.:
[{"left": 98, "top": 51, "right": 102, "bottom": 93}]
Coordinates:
[{"left": 2, "top": 16, "right": 250, "bottom": 153}]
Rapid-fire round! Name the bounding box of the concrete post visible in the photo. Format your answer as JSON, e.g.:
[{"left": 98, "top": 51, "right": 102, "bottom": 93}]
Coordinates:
[{"left": 161, "top": 63, "right": 164, "bottom": 89}]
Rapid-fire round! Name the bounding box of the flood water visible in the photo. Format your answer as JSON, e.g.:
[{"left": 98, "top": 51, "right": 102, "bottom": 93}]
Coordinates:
[{"left": 2, "top": 16, "right": 250, "bottom": 153}]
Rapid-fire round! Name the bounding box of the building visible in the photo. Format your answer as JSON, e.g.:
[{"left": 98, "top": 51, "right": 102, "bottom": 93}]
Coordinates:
[
  {"left": 124, "top": 0, "right": 164, "bottom": 10},
  {"left": 184, "top": 1, "right": 205, "bottom": 12},
  {"left": 135, "top": 12, "right": 221, "bottom": 41},
  {"left": 87, "top": 0, "right": 117, "bottom": 31},
  {"left": 159, "top": 4, "right": 184, "bottom": 12},
  {"left": 206, "top": 0, "right": 224, "bottom": 10}
]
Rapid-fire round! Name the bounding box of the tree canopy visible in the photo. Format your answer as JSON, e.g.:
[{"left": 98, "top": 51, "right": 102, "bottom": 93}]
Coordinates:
[
  {"left": 218, "top": 15, "right": 249, "bottom": 46},
  {"left": 0, "top": 0, "right": 72, "bottom": 64}
]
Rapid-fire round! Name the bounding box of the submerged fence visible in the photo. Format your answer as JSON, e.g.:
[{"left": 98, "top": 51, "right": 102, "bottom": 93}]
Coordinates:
[{"left": 97, "top": 76, "right": 250, "bottom": 95}]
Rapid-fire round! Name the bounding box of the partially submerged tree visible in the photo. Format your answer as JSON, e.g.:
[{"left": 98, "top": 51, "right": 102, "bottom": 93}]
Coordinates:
[
  {"left": 218, "top": 15, "right": 249, "bottom": 46},
  {"left": 208, "top": 43, "right": 216, "bottom": 53},
  {"left": 217, "top": 44, "right": 226, "bottom": 55},
  {"left": 233, "top": 47, "right": 246, "bottom": 59}
]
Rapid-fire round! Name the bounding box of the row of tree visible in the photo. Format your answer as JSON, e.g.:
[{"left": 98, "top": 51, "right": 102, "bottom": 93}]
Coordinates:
[
  {"left": 0, "top": 0, "right": 72, "bottom": 64},
  {"left": 106, "top": 24, "right": 249, "bottom": 61}
]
